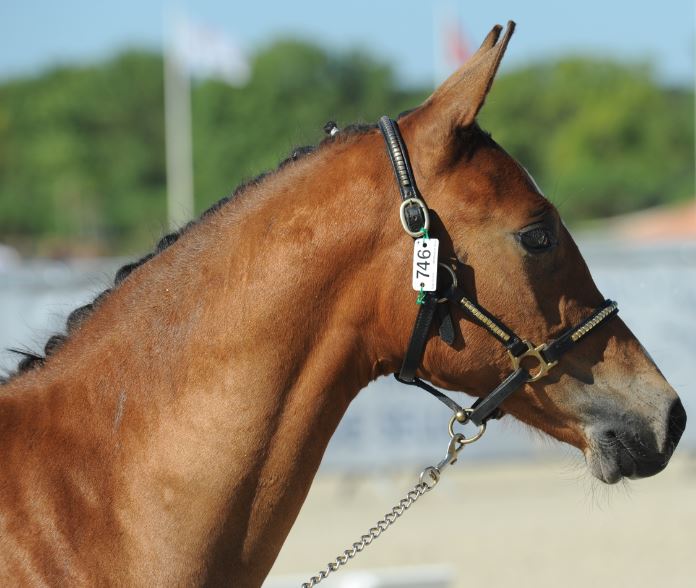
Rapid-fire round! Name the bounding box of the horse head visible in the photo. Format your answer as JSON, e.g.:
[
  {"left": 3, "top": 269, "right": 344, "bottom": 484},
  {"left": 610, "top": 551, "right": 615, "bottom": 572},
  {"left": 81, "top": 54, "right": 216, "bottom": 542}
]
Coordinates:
[{"left": 368, "top": 22, "right": 685, "bottom": 484}]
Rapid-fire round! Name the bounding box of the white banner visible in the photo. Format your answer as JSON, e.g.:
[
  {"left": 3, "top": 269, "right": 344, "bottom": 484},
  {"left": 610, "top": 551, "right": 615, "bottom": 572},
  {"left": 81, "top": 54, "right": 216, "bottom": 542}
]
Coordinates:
[{"left": 172, "top": 17, "right": 249, "bottom": 86}]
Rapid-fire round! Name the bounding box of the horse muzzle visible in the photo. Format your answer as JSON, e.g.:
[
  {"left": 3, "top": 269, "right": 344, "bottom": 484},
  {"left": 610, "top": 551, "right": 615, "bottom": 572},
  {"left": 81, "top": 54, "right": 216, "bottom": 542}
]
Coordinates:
[{"left": 584, "top": 397, "right": 686, "bottom": 484}]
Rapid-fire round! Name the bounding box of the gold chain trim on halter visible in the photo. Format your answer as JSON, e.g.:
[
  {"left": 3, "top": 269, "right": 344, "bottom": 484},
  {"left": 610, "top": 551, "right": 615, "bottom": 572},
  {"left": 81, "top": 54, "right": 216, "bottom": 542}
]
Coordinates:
[
  {"left": 459, "top": 296, "right": 511, "bottom": 342},
  {"left": 570, "top": 301, "right": 618, "bottom": 342}
]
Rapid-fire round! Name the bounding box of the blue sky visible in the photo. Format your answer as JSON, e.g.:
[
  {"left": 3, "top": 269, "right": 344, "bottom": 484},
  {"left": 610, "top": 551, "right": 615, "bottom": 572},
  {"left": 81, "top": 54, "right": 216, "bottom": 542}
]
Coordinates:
[{"left": 1, "top": 1, "right": 694, "bottom": 87}]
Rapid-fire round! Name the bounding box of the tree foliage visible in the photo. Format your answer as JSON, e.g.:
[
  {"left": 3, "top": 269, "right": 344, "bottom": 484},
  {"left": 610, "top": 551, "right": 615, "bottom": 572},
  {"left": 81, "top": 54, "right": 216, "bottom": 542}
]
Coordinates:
[
  {"left": 480, "top": 58, "right": 694, "bottom": 219},
  {"left": 0, "top": 42, "right": 692, "bottom": 255}
]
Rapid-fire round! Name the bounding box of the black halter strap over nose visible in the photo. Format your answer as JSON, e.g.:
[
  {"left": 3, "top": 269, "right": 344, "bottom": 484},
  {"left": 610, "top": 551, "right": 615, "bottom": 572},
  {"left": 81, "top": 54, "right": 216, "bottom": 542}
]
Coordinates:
[{"left": 378, "top": 115, "right": 619, "bottom": 426}]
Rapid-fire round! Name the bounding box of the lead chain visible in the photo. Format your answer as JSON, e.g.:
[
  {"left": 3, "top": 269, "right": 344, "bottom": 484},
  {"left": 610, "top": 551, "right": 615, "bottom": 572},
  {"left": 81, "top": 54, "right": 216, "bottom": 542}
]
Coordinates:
[
  {"left": 300, "top": 427, "right": 476, "bottom": 587},
  {"left": 300, "top": 478, "right": 433, "bottom": 588}
]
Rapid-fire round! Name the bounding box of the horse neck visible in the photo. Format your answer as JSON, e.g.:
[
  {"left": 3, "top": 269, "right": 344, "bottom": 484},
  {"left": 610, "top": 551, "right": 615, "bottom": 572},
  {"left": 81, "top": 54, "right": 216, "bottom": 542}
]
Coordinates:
[{"left": 1, "top": 135, "right": 399, "bottom": 585}]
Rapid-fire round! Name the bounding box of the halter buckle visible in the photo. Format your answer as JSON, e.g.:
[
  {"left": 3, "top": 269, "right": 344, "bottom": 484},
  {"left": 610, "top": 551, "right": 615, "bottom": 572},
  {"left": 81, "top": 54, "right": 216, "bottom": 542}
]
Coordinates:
[
  {"left": 399, "top": 197, "right": 430, "bottom": 238},
  {"left": 508, "top": 341, "right": 558, "bottom": 382}
]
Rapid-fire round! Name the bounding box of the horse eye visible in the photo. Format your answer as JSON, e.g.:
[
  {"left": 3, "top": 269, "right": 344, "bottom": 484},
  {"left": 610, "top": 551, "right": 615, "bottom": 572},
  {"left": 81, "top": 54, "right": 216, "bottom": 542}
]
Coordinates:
[{"left": 518, "top": 225, "right": 555, "bottom": 252}]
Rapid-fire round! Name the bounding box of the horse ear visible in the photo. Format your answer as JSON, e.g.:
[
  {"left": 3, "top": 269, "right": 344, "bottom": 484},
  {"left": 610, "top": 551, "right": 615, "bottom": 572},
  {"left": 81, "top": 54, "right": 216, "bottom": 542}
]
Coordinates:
[
  {"left": 409, "top": 21, "right": 515, "bottom": 140},
  {"left": 435, "top": 20, "right": 514, "bottom": 126},
  {"left": 434, "top": 23, "right": 504, "bottom": 98}
]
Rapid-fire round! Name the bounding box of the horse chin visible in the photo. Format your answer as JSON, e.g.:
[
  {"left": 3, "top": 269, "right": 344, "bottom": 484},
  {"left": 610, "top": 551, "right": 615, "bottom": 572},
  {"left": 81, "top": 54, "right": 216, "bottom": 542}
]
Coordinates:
[
  {"left": 583, "top": 437, "right": 671, "bottom": 485},
  {"left": 584, "top": 447, "right": 628, "bottom": 485}
]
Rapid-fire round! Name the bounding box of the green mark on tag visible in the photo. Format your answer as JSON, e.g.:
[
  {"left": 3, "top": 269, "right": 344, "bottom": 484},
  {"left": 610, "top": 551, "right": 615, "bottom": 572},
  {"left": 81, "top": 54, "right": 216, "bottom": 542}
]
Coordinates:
[
  {"left": 422, "top": 227, "right": 430, "bottom": 240},
  {"left": 416, "top": 287, "right": 426, "bottom": 305}
]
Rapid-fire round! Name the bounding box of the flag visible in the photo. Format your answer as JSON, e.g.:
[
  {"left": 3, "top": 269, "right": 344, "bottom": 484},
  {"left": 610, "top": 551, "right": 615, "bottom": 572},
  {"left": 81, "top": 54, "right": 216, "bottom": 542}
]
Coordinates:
[
  {"left": 432, "top": 1, "right": 472, "bottom": 86},
  {"left": 443, "top": 21, "right": 470, "bottom": 69},
  {"left": 443, "top": 23, "right": 471, "bottom": 67},
  {"left": 172, "top": 17, "right": 249, "bottom": 86}
]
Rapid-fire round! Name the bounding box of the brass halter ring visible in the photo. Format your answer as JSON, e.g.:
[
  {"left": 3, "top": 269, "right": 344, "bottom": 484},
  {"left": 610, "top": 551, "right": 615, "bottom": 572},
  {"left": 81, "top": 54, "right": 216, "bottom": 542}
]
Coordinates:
[
  {"left": 447, "top": 409, "right": 486, "bottom": 444},
  {"left": 508, "top": 340, "right": 559, "bottom": 382}
]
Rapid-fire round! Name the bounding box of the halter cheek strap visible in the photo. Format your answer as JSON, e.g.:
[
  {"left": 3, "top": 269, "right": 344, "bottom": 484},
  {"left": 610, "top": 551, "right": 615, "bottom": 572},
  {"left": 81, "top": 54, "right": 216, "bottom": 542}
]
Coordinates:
[
  {"left": 398, "top": 292, "right": 439, "bottom": 382},
  {"left": 378, "top": 115, "right": 619, "bottom": 426}
]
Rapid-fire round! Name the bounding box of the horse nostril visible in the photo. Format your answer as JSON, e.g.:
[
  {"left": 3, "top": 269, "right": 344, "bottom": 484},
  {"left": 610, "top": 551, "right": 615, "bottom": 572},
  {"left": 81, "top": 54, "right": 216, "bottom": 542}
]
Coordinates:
[{"left": 666, "top": 398, "right": 687, "bottom": 450}]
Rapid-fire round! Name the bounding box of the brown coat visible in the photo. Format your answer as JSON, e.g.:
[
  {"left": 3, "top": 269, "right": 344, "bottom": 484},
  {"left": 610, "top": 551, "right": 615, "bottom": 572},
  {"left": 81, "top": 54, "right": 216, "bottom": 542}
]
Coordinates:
[{"left": 0, "top": 22, "right": 683, "bottom": 587}]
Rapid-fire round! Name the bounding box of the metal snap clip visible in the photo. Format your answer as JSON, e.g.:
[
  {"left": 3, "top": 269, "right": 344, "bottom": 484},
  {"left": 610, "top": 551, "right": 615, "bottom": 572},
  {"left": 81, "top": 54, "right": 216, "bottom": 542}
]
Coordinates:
[{"left": 419, "top": 466, "right": 441, "bottom": 489}]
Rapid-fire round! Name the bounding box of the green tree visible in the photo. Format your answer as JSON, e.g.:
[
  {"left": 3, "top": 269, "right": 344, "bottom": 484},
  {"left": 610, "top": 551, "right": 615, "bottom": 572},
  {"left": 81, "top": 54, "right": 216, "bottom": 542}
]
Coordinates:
[
  {"left": 191, "top": 40, "right": 425, "bottom": 212},
  {"left": 480, "top": 58, "right": 694, "bottom": 219},
  {"left": 0, "top": 45, "right": 692, "bottom": 256},
  {"left": 0, "top": 52, "right": 166, "bottom": 254}
]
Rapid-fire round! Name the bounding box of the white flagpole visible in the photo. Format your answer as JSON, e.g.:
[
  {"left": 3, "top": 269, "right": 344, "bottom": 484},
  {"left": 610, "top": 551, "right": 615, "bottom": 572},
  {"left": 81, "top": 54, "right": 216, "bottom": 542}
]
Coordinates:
[
  {"left": 164, "top": 13, "right": 195, "bottom": 231},
  {"left": 432, "top": 1, "right": 440, "bottom": 90},
  {"left": 432, "top": 0, "right": 448, "bottom": 88}
]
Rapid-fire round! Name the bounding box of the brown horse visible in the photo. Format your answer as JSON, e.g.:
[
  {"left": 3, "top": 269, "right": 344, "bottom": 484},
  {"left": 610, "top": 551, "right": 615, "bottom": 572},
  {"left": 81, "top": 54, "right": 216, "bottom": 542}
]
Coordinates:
[{"left": 0, "top": 22, "right": 686, "bottom": 587}]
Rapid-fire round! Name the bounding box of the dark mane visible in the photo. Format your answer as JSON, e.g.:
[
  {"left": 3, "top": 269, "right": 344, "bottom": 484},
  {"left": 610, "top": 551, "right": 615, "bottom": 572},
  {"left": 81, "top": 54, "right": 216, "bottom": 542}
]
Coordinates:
[{"left": 2, "top": 121, "right": 379, "bottom": 383}]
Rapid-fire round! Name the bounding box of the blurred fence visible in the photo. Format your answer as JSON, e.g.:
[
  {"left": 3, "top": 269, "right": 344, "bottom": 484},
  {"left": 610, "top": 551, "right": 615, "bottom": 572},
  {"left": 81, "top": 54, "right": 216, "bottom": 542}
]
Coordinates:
[{"left": 0, "top": 239, "right": 694, "bottom": 469}]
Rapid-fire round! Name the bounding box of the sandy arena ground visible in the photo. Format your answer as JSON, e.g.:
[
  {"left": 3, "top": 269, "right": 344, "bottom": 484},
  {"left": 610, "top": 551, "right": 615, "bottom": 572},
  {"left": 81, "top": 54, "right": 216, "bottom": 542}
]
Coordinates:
[{"left": 266, "top": 453, "right": 696, "bottom": 588}]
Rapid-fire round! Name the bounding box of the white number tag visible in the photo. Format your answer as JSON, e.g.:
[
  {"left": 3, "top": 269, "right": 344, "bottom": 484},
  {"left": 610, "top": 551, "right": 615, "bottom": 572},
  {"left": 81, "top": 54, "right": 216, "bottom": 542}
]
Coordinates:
[{"left": 412, "top": 238, "right": 439, "bottom": 291}]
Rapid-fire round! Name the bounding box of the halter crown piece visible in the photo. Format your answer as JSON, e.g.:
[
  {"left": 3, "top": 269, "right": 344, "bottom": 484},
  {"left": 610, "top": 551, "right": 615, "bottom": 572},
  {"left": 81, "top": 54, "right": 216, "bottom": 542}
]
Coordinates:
[{"left": 377, "top": 115, "right": 619, "bottom": 426}]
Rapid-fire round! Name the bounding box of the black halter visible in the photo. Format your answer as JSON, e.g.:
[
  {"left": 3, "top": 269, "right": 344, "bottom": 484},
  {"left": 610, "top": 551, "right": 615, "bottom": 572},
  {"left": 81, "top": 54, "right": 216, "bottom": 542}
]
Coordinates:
[{"left": 377, "top": 116, "right": 619, "bottom": 427}]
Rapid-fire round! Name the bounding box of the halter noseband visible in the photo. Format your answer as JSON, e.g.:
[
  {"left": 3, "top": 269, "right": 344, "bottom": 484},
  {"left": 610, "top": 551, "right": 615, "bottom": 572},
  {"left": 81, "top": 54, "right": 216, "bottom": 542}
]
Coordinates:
[{"left": 377, "top": 115, "right": 619, "bottom": 427}]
